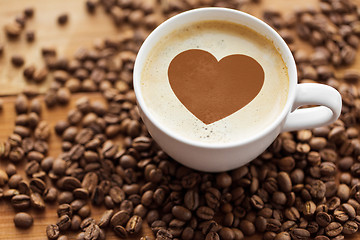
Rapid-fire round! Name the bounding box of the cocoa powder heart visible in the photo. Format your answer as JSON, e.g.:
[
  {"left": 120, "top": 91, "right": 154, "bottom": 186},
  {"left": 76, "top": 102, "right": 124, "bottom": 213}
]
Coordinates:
[{"left": 168, "top": 49, "right": 264, "bottom": 124}]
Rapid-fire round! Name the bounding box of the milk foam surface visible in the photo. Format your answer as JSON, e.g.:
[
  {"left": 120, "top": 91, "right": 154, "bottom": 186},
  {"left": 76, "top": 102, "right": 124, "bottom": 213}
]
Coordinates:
[{"left": 141, "top": 20, "right": 289, "bottom": 144}]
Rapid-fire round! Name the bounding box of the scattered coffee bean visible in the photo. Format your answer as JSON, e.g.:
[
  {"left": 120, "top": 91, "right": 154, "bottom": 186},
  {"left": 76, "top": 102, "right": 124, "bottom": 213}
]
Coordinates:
[
  {"left": 46, "top": 224, "right": 60, "bottom": 239},
  {"left": 11, "top": 55, "right": 25, "bottom": 67},
  {"left": 24, "top": 7, "right": 34, "bottom": 18},
  {"left": 325, "top": 222, "right": 343, "bottom": 237},
  {"left": 84, "top": 223, "right": 100, "bottom": 240},
  {"left": 26, "top": 30, "right": 35, "bottom": 42},
  {"left": 13, "top": 212, "right": 33, "bottom": 228},
  {"left": 58, "top": 13, "right": 68, "bottom": 25},
  {"left": 4, "top": 22, "right": 22, "bottom": 39},
  {"left": 126, "top": 215, "right": 142, "bottom": 234},
  {"left": 11, "top": 194, "right": 30, "bottom": 210}
]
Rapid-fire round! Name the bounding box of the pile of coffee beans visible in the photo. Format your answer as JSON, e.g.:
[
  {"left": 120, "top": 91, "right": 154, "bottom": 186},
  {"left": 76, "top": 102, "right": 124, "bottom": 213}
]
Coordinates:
[{"left": 0, "top": 0, "right": 360, "bottom": 239}]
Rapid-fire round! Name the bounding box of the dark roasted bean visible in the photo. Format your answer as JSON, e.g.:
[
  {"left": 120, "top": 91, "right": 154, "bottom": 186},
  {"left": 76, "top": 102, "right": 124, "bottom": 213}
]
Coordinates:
[{"left": 13, "top": 212, "right": 33, "bottom": 229}]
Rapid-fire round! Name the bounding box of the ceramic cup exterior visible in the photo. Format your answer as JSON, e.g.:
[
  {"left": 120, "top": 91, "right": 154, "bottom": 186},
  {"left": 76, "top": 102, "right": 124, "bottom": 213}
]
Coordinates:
[{"left": 133, "top": 8, "right": 342, "bottom": 172}]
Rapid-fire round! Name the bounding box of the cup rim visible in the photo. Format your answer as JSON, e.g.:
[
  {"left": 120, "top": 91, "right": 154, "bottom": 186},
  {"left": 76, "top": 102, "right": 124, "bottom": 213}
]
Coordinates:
[{"left": 133, "top": 7, "right": 297, "bottom": 149}]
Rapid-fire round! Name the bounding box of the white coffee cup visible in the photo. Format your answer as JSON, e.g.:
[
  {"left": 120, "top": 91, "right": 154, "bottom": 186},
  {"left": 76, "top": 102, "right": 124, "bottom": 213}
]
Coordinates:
[{"left": 133, "top": 8, "right": 342, "bottom": 172}]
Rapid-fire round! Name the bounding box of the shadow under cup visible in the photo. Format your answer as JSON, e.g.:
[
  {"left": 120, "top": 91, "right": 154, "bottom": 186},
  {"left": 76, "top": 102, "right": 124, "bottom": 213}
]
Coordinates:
[{"left": 133, "top": 8, "right": 298, "bottom": 172}]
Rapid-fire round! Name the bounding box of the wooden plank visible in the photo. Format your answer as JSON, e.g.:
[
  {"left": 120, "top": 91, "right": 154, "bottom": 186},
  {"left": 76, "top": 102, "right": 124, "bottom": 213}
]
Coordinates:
[{"left": 0, "top": 0, "right": 122, "bottom": 95}]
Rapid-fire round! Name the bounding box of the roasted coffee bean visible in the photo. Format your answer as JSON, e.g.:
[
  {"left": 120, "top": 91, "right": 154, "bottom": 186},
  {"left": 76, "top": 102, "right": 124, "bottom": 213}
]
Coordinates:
[
  {"left": 84, "top": 223, "right": 100, "bottom": 240},
  {"left": 73, "top": 188, "right": 89, "bottom": 200},
  {"left": 25, "top": 161, "right": 40, "bottom": 176},
  {"left": 182, "top": 226, "right": 195, "bottom": 240},
  {"left": 126, "top": 215, "right": 143, "bottom": 234},
  {"left": 104, "top": 195, "right": 115, "bottom": 209},
  {"left": 58, "top": 204, "right": 73, "bottom": 217},
  {"left": 78, "top": 205, "right": 91, "bottom": 218},
  {"left": 9, "top": 134, "right": 22, "bottom": 147},
  {"left": 33, "top": 67, "right": 48, "bottom": 83},
  {"left": 25, "top": 30, "right": 35, "bottom": 42},
  {"left": 30, "top": 192, "right": 45, "bottom": 209},
  {"left": 216, "top": 173, "right": 232, "bottom": 188},
  {"left": 274, "top": 232, "right": 291, "bottom": 240},
  {"left": 41, "top": 157, "right": 54, "bottom": 172},
  {"left": 290, "top": 228, "right": 310, "bottom": 240},
  {"left": 141, "top": 190, "right": 153, "bottom": 206},
  {"left": 46, "top": 224, "right": 60, "bottom": 240},
  {"left": 343, "top": 221, "right": 358, "bottom": 234},
  {"left": 71, "top": 199, "right": 86, "bottom": 212},
  {"left": 44, "top": 187, "right": 58, "bottom": 202},
  {"left": 57, "top": 214, "right": 71, "bottom": 231},
  {"left": 98, "top": 209, "right": 114, "bottom": 228},
  {"left": 34, "top": 121, "right": 50, "bottom": 141},
  {"left": 76, "top": 232, "right": 85, "bottom": 240},
  {"left": 15, "top": 94, "right": 29, "bottom": 114},
  {"left": 109, "top": 186, "right": 125, "bottom": 204},
  {"left": 13, "top": 212, "right": 33, "bottom": 228},
  {"left": 172, "top": 205, "right": 192, "bottom": 221},
  {"left": 284, "top": 207, "right": 300, "bottom": 221},
  {"left": 55, "top": 120, "right": 70, "bottom": 136},
  {"left": 52, "top": 158, "right": 67, "bottom": 176},
  {"left": 4, "top": 189, "right": 20, "bottom": 199},
  {"left": 277, "top": 172, "right": 292, "bottom": 193},
  {"left": 11, "top": 55, "right": 25, "bottom": 67},
  {"left": 316, "top": 212, "right": 332, "bottom": 227},
  {"left": 18, "top": 180, "right": 30, "bottom": 195},
  {"left": 314, "top": 236, "right": 330, "bottom": 240},
  {"left": 303, "top": 201, "right": 316, "bottom": 218},
  {"left": 11, "top": 194, "right": 30, "bottom": 210},
  {"left": 0, "top": 169, "right": 8, "bottom": 187},
  {"left": 4, "top": 22, "right": 22, "bottom": 38},
  {"left": 219, "top": 228, "right": 234, "bottom": 240},
  {"left": 266, "top": 218, "right": 282, "bottom": 232},
  {"left": 58, "top": 13, "right": 69, "bottom": 25},
  {"left": 56, "top": 87, "right": 71, "bottom": 105},
  {"left": 310, "top": 180, "right": 326, "bottom": 199},
  {"left": 5, "top": 163, "right": 17, "bottom": 177},
  {"left": 205, "top": 232, "right": 220, "bottom": 240},
  {"left": 111, "top": 210, "right": 130, "bottom": 227},
  {"left": 58, "top": 176, "right": 81, "bottom": 190},
  {"left": 334, "top": 210, "right": 349, "bottom": 222},
  {"left": 27, "top": 151, "right": 44, "bottom": 162},
  {"left": 250, "top": 195, "right": 264, "bottom": 210},
  {"left": 8, "top": 174, "right": 21, "bottom": 188},
  {"left": 255, "top": 216, "right": 267, "bottom": 232},
  {"left": 240, "top": 220, "right": 256, "bottom": 236},
  {"left": 114, "top": 225, "right": 128, "bottom": 238},
  {"left": 80, "top": 217, "right": 95, "bottom": 230},
  {"left": 120, "top": 200, "right": 133, "bottom": 214},
  {"left": 196, "top": 206, "right": 215, "bottom": 220},
  {"left": 325, "top": 222, "right": 343, "bottom": 237},
  {"left": 29, "top": 178, "right": 46, "bottom": 194},
  {"left": 72, "top": 215, "right": 82, "bottom": 231},
  {"left": 134, "top": 204, "right": 147, "bottom": 218},
  {"left": 157, "top": 228, "right": 173, "bottom": 240},
  {"left": 184, "top": 190, "right": 199, "bottom": 211},
  {"left": 91, "top": 186, "right": 104, "bottom": 205},
  {"left": 58, "top": 191, "right": 74, "bottom": 204}
]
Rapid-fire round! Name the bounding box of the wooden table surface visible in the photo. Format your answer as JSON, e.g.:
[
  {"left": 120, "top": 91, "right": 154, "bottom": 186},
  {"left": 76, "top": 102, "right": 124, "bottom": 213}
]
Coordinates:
[{"left": 0, "top": 0, "right": 360, "bottom": 239}]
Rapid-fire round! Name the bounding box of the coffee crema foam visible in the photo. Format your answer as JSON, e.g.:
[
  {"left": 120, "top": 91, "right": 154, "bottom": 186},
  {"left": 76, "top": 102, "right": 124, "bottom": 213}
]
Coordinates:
[{"left": 141, "top": 20, "right": 289, "bottom": 144}]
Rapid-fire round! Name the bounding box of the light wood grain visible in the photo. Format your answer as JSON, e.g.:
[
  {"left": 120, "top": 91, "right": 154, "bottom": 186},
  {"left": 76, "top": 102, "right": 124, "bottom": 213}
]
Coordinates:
[{"left": 0, "top": 0, "right": 360, "bottom": 239}]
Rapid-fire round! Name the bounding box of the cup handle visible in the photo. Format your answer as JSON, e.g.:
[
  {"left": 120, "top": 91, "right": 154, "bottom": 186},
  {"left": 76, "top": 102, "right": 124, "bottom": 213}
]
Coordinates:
[{"left": 282, "top": 83, "right": 342, "bottom": 132}]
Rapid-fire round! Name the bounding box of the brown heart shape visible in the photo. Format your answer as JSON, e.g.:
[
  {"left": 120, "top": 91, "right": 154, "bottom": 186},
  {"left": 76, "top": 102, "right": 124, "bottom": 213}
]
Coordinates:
[{"left": 168, "top": 49, "right": 265, "bottom": 124}]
